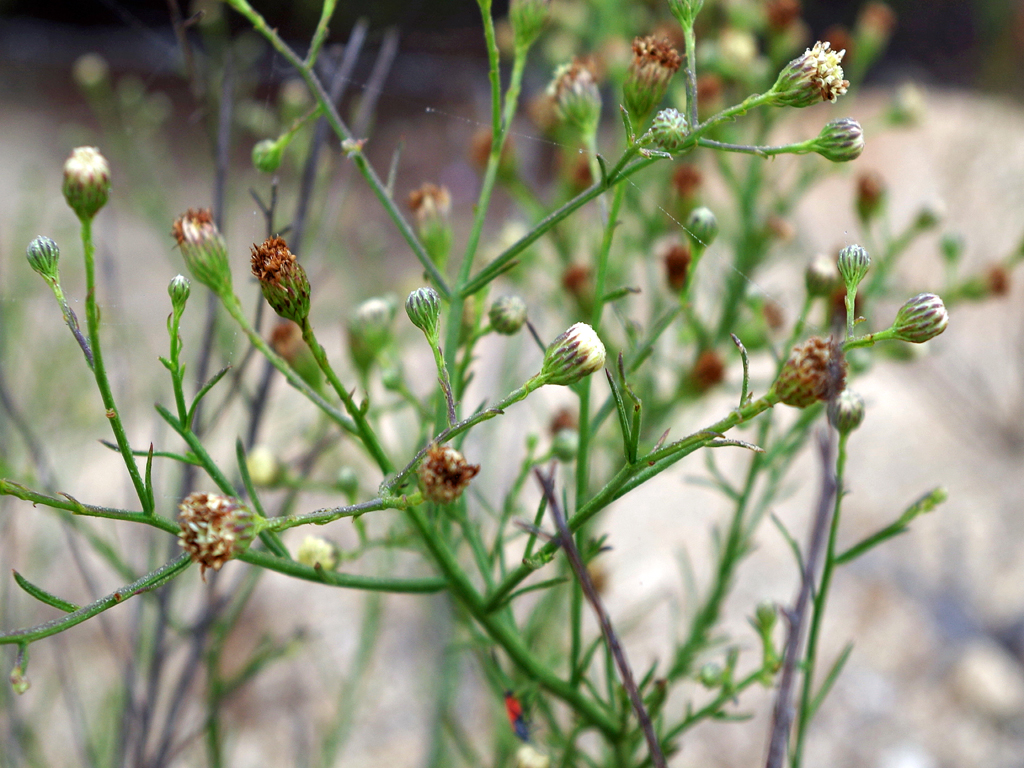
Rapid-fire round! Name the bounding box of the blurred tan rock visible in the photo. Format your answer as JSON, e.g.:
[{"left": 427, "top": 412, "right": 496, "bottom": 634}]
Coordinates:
[{"left": 950, "top": 638, "right": 1024, "bottom": 720}]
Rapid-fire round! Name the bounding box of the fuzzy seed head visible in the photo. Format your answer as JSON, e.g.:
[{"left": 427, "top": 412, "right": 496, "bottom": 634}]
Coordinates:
[
  {"left": 489, "top": 294, "right": 528, "bottom": 335},
  {"left": 892, "top": 293, "right": 948, "bottom": 343},
  {"left": 251, "top": 236, "right": 311, "bottom": 325},
  {"left": 26, "top": 235, "right": 61, "bottom": 283},
  {"left": 648, "top": 108, "right": 690, "bottom": 153},
  {"left": 828, "top": 388, "right": 865, "bottom": 434},
  {"left": 623, "top": 36, "right": 682, "bottom": 127},
  {"left": 418, "top": 444, "right": 480, "bottom": 504},
  {"left": 837, "top": 244, "right": 870, "bottom": 290},
  {"left": 171, "top": 208, "right": 233, "bottom": 296},
  {"left": 772, "top": 41, "right": 849, "bottom": 107},
  {"left": 63, "top": 146, "right": 111, "bottom": 220},
  {"left": 772, "top": 336, "right": 847, "bottom": 408},
  {"left": 541, "top": 323, "right": 606, "bottom": 386},
  {"left": 178, "top": 492, "right": 256, "bottom": 578},
  {"left": 813, "top": 117, "right": 864, "bottom": 162},
  {"left": 296, "top": 535, "right": 339, "bottom": 571}
]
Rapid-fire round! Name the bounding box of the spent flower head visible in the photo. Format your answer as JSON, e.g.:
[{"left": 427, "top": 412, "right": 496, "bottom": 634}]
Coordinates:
[
  {"left": 623, "top": 36, "right": 682, "bottom": 128},
  {"left": 771, "top": 336, "right": 847, "bottom": 408},
  {"left": 251, "top": 236, "right": 311, "bottom": 325},
  {"left": 178, "top": 492, "right": 257, "bottom": 578},
  {"left": 891, "top": 293, "right": 948, "bottom": 343},
  {"left": 540, "top": 323, "right": 606, "bottom": 386},
  {"left": 418, "top": 444, "right": 480, "bottom": 505},
  {"left": 63, "top": 146, "right": 111, "bottom": 221},
  {"left": 489, "top": 295, "right": 528, "bottom": 335},
  {"left": 771, "top": 41, "right": 849, "bottom": 107},
  {"left": 171, "top": 208, "right": 233, "bottom": 296},
  {"left": 548, "top": 59, "right": 602, "bottom": 139}
]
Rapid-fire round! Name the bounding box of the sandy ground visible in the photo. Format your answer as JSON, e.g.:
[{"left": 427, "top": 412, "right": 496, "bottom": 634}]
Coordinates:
[{"left": 1, "top": 51, "right": 1023, "bottom": 768}]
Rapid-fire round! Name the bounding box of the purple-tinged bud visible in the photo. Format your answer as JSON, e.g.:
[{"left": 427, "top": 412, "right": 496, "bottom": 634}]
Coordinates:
[
  {"left": 489, "top": 295, "right": 528, "bottom": 335},
  {"left": 540, "top": 323, "right": 607, "bottom": 386},
  {"left": 828, "top": 388, "right": 865, "bottom": 434},
  {"left": 837, "top": 244, "right": 870, "bottom": 291},
  {"left": 63, "top": 146, "right": 111, "bottom": 221},
  {"left": 648, "top": 108, "right": 690, "bottom": 154},
  {"left": 813, "top": 118, "right": 864, "bottom": 162},
  {"left": 26, "top": 236, "right": 61, "bottom": 284},
  {"left": 892, "top": 293, "right": 948, "bottom": 343}
]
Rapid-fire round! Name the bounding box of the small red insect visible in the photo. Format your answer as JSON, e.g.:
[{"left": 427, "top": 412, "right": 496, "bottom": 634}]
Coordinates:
[{"left": 504, "top": 691, "right": 531, "bottom": 742}]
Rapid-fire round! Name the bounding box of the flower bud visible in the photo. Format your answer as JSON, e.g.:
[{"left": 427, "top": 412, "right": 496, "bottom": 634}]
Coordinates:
[
  {"left": 296, "top": 535, "right": 340, "bottom": 571},
  {"left": 348, "top": 296, "right": 396, "bottom": 373},
  {"left": 514, "top": 744, "right": 551, "bottom": 768},
  {"left": 246, "top": 445, "right": 279, "bottom": 486},
  {"left": 812, "top": 118, "right": 864, "bottom": 163},
  {"left": 548, "top": 59, "right": 602, "bottom": 138},
  {"left": 63, "top": 146, "right": 111, "bottom": 221},
  {"left": 891, "top": 293, "right": 948, "bottom": 343},
  {"left": 828, "top": 388, "right": 865, "bottom": 434},
  {"left": 805, "top": 253, "right": 839, "bottom": 297},
  {"left": 691, "top": 349, "right": 725, "bottom": 392},
  {"left": 488, "top": 294, "right": 528, "bottom": 335},
  {"left": 771, "top": 336, "right": 847, "bottom": 408},
  {"left": 837, "top": 244, "right": 870, "bottom": 291},
  {"left": 252, "top": 138, "right": 285, "bottom": 174},
  {"left": 551, "top": 428, "right": 580, "bottom": 462},
  {"left": 26, "top": 235, "right": 61, "bottom": 284},
  {"left": 660, "top": 240, "right": 692, "bottom": 292},
  {"left": 914, "top": 200, "right": 944, "bottom": 230},
  {"left": 940, "top": 233, "right": 964, "bottom": 266},
  {"left": 178, "top": 492, "right": 257, "bottom": 578},
  {"left": 668, "top": 0, "right": 705, "bottom": 28},
  {"left": 686, "top": 206, "right": 719, "bottom": 248},
  {"left": 754, "top": 601, "right": 778, "bottom": 634},
  {"left": 171, "top": 208, "right": 233, "bottom": 296},
  {"left": 251, "top": 236, "right": 311, "bottom": 325},
  {"left": 623, "top": 36, "right": 682, "bottom": 128},
  {"left": 698, "top": 662, "right": 723, "bottom": 688},
  {"left": 418, "top": 444, "right": 480, "bottom": 504},
  {"left": 509, "top": 0, "right": 550, "bottom": 51},
  {"left": 336, "top": 466, "right": 360, "bottom": 500},
  {"left": 648, "top": 108, "right": 690, "bottom": 154},
  {"left": 168, "top": 274, "right": 191, "bottom": 313},
  {"left": 771, "top": 41, "right": 849, "bottom": 107},
  {"left": 406, "top": 286, "right": 442, "bottom": 342},
  {"left": 408, "top": 183, "right": 453, "bottom": 268},
  {"left": 856, "top": 172, "right": 886, "bottom": 223},
  {"left": 540, "top": 323, "right": 607, "bottom": 386},
  {"left": 72, "top": 52, "right": 109, "bottom": 90}
]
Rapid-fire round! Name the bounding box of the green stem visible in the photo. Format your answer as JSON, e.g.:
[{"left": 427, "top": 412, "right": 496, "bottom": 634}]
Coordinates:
[
  {"left": 300, "top": 320, "right": 394, "bottom": 474},
  {"left": 262, "top": 494, "right": 416, "bottom": 532},
  {"left": 304, "top": 0, "right": 338, "bottom": 68},
  {"left": 237, "top": 549, "right": 446, "bottom": 593},
  {"left": 80, "top": 217, "right": 151, "bottom": 513},
  {"left": 0, "top": 554, "right": 192, "bottom": 644},
  {"left": 405, "top": 506, "right": 619, "bottom": 737}
]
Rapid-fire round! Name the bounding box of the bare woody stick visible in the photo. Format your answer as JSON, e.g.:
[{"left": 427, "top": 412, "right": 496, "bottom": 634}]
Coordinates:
[{"left": 534, "top": 466, "right": 666, "bottom": 768}]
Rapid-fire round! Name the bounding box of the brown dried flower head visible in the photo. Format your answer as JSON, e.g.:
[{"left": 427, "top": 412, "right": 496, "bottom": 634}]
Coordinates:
[
  {"left": 171, "top": 208, "right": 233, "bottom": 295},
  {"left": 418, "top": 444, "right": 480, "bottom": 504},
  {"left": 986, "top": 265, "right": 1011, "bottom": 297},
  {"left": 691, "top": 349, "right": 726, "bottom": 392},
  {"left": 178, "top": 492, "right": 257, "bottom": 578},
  {"left": 623, "top": 36, "right": 682, "bottom": 126},
  {"left": 251, "top": 236, "right": 311, "bottom": 325},
  {"left": 408, "top": 183, "right": 451, "bottom": 225},
  {"left": 772, "top": 336, "right": 847, "bottom": 408},
  {"left": 661, "top": 240, "right": 692, "bottom": 292},
  {"left": 766, "top": 0, "right": 802, "bottom": 31},
  {"left": 672, "top": 163, "right": 703, "bottom": 199},
  {"left": 856, "top": 172, "right": 887, "bottom": 222}
]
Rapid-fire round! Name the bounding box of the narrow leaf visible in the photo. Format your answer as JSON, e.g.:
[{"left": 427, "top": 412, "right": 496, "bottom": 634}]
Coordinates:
[{"left": 13, "top": 571, "right": 79, "bottom": 613}]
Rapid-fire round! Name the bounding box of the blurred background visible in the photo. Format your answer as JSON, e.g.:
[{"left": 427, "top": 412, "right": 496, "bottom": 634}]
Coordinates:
[{"left": 1, "top": 1, "right": 1023, "bottom": 767}]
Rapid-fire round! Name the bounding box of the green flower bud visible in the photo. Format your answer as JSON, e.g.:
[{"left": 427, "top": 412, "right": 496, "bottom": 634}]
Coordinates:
[
  {"left": 813, "top": 118, "right": 864, "bottom": 163},
  {"left": 686, "top": 206, "right": 719, "bottom": 248},
  {"left": 168, "top": 274, "right": 191, "bottom": 313},
  {"left": 891, "top": 293, "right": 948, "bottom": 343},
  {"left": 940, "top": 233, "right": 964, "bottom": 266},
  {"left": 178, "top": 492, "right": 258, "bottom": 578},
  {"left": 548, "top": 59, "right": 601, "bottom": 139},
  {"left": 509, "top": 0, "right": 550, "bottom": 51},
  {"left": 540, "top": 323, "right": 606, "bottom": 386},
  {"left": 336, "top": 466, "right": 359, "bottom": 500},
  {"left": 668, "top": 0, "right": 704, "bottom": 28},
  {"left": 171, "top": 208, "right": 233, "bottom": 297},
  {"left": 622, "top": 36, "right": 682, "bottom": 129},
  {"left": 914, "top": 200, "right": 944, "bottom": 230},
  {"left": 296, "top": 535, "right": 339, "bottom": 571},
  {"left": 488, "top": 294, "right": 528, "bottom": 335},
  {"left": 837, "top": 244, "right": 870, "bottom": 291},
  {"left": 252, "top": 138, "right": 285, "bottom": 174},
  {"left": 698, "top": 662, "right": 722, "bottom": 688},
  {"left": 828, "top": 388, "right": 865, "bottom": 434},
  {"left": 250, "top": 236, "right": 311, "bottom": 325},
  {"left": 551, "top": 428, "right": 579, "bottom": 462},
  {"left": 771, "top": 41, "right": 849, "bottom": 108},
  {"left": 26, "top": 236, "right": 61, "bottom": 284},
  {"left": 754, "top": 601, "right": 777, "bottom": 634},
  {"left": 648, "top": 108, "right": 690, "bottom": 154},
  {"left": 62, "top": 146, "right": 111, "bottom": 221},
  {"left": 245, "top": 444, "right": 279, "bottom": 486},
  {"left": 348, "top": 296, "right": 396, "bottom": 373},
  {"left": 405, "top": 286, "right": 441, "bottom": 341},
  {"left": 805, "top": 253, "right": 839, "bottom": 297},
  {"left": 771, "top": 336, "right": 847, "bottom": 408}
]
